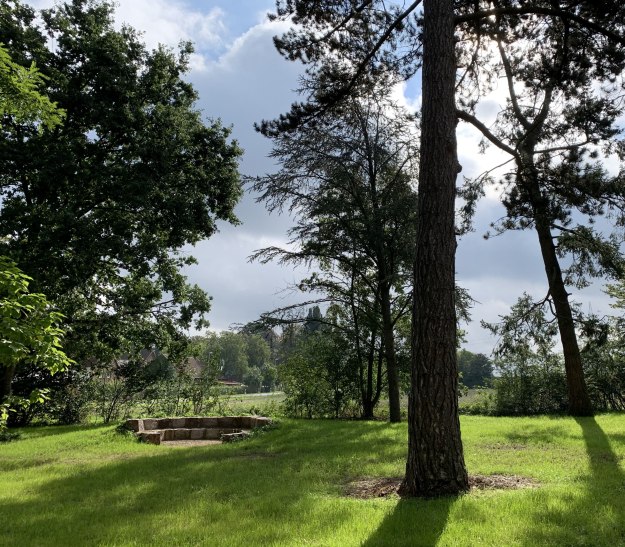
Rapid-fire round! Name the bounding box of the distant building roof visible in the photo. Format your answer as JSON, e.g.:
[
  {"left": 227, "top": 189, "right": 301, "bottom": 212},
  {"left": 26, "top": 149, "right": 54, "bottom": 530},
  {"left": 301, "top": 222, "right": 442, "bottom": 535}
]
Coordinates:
[
  {"left": 185, "top": 356, "right": 205, "bottom": 378},
  {"left": 217, "top": 378, "right": 246, "bottom": 387}
]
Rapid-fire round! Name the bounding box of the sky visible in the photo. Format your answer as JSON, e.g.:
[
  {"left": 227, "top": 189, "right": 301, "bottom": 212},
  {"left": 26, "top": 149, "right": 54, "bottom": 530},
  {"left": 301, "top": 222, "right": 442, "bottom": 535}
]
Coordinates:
[{"left": 26, "top": 0, "right": 618, "bottom": 353}]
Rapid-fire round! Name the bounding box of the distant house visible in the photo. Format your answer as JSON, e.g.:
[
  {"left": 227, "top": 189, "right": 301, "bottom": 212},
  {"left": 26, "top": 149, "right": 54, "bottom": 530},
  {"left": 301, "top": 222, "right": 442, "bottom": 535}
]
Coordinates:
[
  {"left": 115, "top": 347, "right": 168, "bottom": 366},
  {"left": 217, "top": 378, "right": 247, "bottom": 390},
  {"left": 184, "top": 356, "right": 207, "bottom": 380}
]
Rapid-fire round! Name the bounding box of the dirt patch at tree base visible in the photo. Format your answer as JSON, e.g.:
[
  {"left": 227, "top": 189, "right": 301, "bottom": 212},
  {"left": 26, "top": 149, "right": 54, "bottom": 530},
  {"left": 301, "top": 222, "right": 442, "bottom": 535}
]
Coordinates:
[
  {"left": 345, "top": 477, "right": 404, "bottom": 499},
  {"left": 469, "top": 474, "right": 538, "bottom": 490},
  {"left": 345, "top": 474, "right": 538, "bottom": 499}
]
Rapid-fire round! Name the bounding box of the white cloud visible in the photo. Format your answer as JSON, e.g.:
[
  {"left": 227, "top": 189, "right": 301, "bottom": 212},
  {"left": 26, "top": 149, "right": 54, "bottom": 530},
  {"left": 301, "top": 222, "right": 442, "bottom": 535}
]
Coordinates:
[
  {"left": 391, "top": 80, "right": 421, "bottom": 112},
  {"left": 184, "top": 227, "right": 310, "bottom": 331},
  {"left": 178, "top": 16, "right": 312, "bottom": 330},
  {"left": 27, "top": 0, "right": 227, "bottom": 68},
  {"left": 115, "top": 1, "right": 225, "bottom": 49}
]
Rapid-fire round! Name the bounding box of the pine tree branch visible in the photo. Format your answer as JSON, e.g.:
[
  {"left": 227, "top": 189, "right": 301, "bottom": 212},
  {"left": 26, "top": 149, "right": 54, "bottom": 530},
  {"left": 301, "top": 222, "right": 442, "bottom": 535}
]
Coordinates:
[
  {"left": 456, "top": 109, "right": 521, "bottom": 160},
  {"left": 456, "top": 7, "right": 625, "bottom": 46}
]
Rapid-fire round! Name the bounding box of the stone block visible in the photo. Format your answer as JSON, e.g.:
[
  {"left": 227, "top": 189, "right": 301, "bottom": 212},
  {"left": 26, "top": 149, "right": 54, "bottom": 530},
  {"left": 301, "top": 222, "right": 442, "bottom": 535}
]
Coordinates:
[
  {"left": 186, "top": 417, "right": 202, "bottom": 428},
  {"left": 215, "top": 416, "right": 235, "bottom": 428},
  {"left": 254, "top": 417, "right": 272, "bottom": 428},
  {"left": 199, "top": 417, "right": 217, "bottom": 428},
  {"left": 189, "top": 428, "right": 204, "bottom": 440},
  {"left": 139, "top": 432, "right": 161, "bottom": 445},
  {"left": 236, "top": 417, "right": 249, "bottom": 428},
  {"left": 171, "top": 418, "right": 187, "bottom": 428},
  {"left": 156, "top": 418, "right": 172, "bottom": 429},
  {"left": 174, "top": 428, "right": 191, "bottom": 440},
  {"left": 161, "top": 429, "right": 176, "bottom": 441},
  {"left": 142, "top": 419, "right": 159, "bottom": 431},
  {"left": 221, "top": 431, "right": 248, "bottom": 443},
  {"left": 205, "top": 428, "right": 221, "bottom": 439},
  {"left": 125, "top": 419, "right": 143, "bottom": 432}
]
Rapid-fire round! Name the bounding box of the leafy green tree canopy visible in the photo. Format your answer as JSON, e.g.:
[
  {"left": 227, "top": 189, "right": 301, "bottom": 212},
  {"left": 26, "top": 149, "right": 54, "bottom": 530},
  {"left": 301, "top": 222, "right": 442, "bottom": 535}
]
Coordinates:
[
  {"left": 0, "top": 42, "right": 64, "bottom": 129},
  {"left": 1, "top": 256, "right": 72, "bottom": 426},
  {"left": 458, "top": 349, "right": 493, "bottom": 389},
  {"left": 0, "top": 256, "right": 71, "bottom": 377},
  {"left": 0, "top": 0, "right": 243, "bottom": 366}
]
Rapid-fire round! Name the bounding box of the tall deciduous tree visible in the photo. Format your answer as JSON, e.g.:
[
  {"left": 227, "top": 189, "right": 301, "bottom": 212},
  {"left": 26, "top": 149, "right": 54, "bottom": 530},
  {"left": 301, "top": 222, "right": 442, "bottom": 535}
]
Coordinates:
[
  {"left": 1, "top": 32, "right": 68, "bottom": 406},
  {"left": 0, "top": 1, "right": 242, "bottom": 382},
  {"left": 253, "top": 85, "right": 418, "bottom": 422}
]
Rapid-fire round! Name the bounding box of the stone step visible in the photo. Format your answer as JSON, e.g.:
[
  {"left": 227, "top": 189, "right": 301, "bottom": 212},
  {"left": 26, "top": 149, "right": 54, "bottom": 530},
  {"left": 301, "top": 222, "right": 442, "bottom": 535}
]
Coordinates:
[
  {"left": 126, "top": 416, "right": 271, "bottom": 433},
  {"left": 137, "top": 427, "right": 243, "bottom": 444},
  {"left": 221, "top": 431, "right": 250, "bottom": 443},
  {"left": 127, "top": 416, "right": 271, "bottom": 445}
]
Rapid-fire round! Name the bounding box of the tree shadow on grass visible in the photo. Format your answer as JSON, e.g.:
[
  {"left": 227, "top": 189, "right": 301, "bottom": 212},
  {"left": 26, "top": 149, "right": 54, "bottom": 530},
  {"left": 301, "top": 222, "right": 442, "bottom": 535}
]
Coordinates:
[
  {"left": 0, "top": 420, "right": 405, "bottom": 546},
  {"left": 523, "top": 417, "right": 625, "bottom": 546},
  {"left": 362, "top": 495, "right": 455, "bottom": 547},
  {"left": 504, "top": 423, "right": 575, "bottom": 445}
]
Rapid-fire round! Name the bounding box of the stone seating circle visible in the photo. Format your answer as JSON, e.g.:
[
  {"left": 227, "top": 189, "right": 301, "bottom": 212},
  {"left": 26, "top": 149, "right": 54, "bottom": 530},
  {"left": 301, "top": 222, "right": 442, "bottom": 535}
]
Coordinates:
[{"left": 124, "top": 416, "right": 272, "bottom": 445}]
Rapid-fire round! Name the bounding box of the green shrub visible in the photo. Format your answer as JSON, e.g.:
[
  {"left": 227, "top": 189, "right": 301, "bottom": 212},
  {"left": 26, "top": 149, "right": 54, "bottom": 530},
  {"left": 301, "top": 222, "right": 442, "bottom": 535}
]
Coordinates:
[
  {"left": 280, "top": 332, "right": 359, "bottom": 419},
  {"left": 461, "top": 351, "right": 568, "bottom": 416}
]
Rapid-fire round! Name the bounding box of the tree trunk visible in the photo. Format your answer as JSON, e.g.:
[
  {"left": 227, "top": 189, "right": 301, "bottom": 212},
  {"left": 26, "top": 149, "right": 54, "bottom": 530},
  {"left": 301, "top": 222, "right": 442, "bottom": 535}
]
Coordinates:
[
  {"left": 533, "top": 214, "right": 593, "bottom": 416},
  {"left": 381, "top": 283, "right": 401, "bottom": 422},
  {"left": 363, "top": 335, "right": 375, "bottom": 419},
  {"left": 0, "top": 364, "right": 16, "bottom": 402},
  {"left": 359, "top": 322, "right": 379, "bottom": 419},
  {"left": 402, "top": 0, "right": 469, "bottom": 497},
  {"left": 519, "top": 148, "right": 594, "bottom": 417},
  {"left": 362, "top": 398, "right": 374, "bottom": 419}
]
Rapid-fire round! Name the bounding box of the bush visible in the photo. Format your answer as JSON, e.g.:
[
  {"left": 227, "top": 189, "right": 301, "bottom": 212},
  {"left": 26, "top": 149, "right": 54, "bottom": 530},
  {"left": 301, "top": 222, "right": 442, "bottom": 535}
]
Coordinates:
[
  {"left": 460, "top": 345, "right": 625, "bottom": 416},
  {"left": 461, "top": 351, "right": 568, "bottom": 416},
  {"left": 460, "top": 390, "right": 497, "bottom": 415},
  {"left": 8, "top": 367, "right": 90, "bottom": 426},
  {"left": 280, "top": 332, "right": 359, "bottom": 419},
  {"left": 581, "top": 335, "right": 625, "bottom": 411},
  {"left": 46, "top": 375, "right": 94, "bottom": 425}
]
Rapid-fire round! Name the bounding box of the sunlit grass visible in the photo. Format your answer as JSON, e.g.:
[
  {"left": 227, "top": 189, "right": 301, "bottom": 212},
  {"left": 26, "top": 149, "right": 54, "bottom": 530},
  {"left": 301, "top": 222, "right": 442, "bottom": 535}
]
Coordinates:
[
  {"left": 1, "top": 414, "right": 624, "bottom": 546},
  {"left": 224, "top": 391, "right": 286, "bottom": 416}
]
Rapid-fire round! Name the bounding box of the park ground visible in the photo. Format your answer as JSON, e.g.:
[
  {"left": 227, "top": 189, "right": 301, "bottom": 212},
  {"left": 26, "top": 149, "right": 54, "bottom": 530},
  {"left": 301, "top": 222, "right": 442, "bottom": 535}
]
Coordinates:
[{"left": 1, "top": 413, "right": 624, "bottom": 546}]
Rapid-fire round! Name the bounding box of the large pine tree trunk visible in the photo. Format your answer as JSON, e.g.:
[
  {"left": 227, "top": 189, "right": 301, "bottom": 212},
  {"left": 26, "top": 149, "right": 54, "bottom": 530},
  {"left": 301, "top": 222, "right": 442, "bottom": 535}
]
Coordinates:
[
  {"left": 402, "top": 0, "right": 469, "bottom": 497},
  {"left": 533, "top": 215, "right": 593, "bottom": 416}
]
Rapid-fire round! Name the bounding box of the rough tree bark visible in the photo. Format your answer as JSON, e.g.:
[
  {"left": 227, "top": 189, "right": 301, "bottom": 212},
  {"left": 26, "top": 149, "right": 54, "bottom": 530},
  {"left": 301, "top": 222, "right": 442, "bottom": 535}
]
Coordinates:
[
  {"left": 534, "top": 217, "right": 593, "bottom": 416},
  {"left": 520, "top": 153, "right": 594, "bottom": 417},
  {"left": 402, "top": 0, "right": 469, "bottom": 496}
]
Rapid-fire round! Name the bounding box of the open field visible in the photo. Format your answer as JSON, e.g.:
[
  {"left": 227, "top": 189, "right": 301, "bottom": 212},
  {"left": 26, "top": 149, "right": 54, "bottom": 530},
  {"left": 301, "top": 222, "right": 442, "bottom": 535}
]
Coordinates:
[
  {"left": 1, "top": 414, "right": 624, "bottom": 546},
  {"left": 224, "top": 391, "right": 286, "bottom": 416}
]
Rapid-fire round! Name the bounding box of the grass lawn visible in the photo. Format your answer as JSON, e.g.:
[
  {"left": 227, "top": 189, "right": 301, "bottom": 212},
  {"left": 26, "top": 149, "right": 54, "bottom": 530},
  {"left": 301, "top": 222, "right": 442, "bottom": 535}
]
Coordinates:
[
  {"left": 224, "top": 392, "right": 286, "bottom": 416},
  {"left": 1, "top": 414, "right": 624, "bottom": 546}
]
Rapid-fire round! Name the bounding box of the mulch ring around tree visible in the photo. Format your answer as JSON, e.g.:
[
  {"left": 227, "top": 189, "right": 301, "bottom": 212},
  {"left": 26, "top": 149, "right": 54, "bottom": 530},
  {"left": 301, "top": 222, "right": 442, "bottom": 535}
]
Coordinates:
[{"left": 344, "top": 475, "right": 539, "bottom": 499}]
